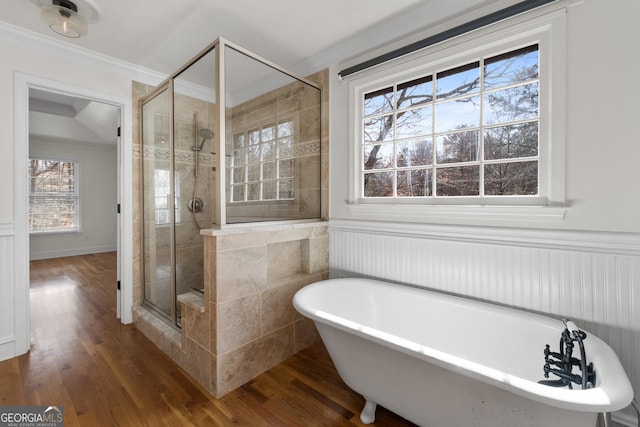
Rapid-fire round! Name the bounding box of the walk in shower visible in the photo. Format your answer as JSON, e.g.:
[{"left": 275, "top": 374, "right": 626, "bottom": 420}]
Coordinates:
[{"left": 139, "top": 39, "right": 322, "bottom": 327}]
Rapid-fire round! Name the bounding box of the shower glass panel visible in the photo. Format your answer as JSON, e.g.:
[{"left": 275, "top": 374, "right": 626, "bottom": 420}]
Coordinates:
[
  {"left": 140, "top": 39, "right": 321, "bottom": 329},
  {"left": 141, "top": 86, "right": 173, "bottom": 319},
  {"left": 224, "top": 45, "right": 321, "bottom": 223},
  {"left": 172, "top": 48, "right": 217, "bottom": 323}
]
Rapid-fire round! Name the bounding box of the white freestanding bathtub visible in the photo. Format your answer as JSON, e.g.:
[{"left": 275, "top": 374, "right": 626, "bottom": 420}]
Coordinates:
[{"left": 293, "top": 278, "right": 634, "bottom": 427}]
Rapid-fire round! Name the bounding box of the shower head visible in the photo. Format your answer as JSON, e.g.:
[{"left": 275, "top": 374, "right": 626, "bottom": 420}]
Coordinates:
[
  {"left": 195, "top": 128, "right": 214, "bottom": 151},
  {"left": 199, "top": 129, "right": 214, "bottom": 140}
]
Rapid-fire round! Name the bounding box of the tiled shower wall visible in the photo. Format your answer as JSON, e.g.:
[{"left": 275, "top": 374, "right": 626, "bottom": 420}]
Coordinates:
[
  {"left": 330, "top": 219, "right": 640, "bottom": 425},
  {"left": 198, "top": 221, "right": 329, "bottom": 396},
  {"left": 131, "top": 67, "right": 329, "bottom": 398},
  {"left": 226, "top": 70, "right": 326, "bottom": 221}
]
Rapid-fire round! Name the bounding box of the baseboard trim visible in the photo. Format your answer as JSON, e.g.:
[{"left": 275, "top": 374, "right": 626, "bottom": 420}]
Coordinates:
[{"left": 30, "top": 245, "right": 117, "bottom": 261}]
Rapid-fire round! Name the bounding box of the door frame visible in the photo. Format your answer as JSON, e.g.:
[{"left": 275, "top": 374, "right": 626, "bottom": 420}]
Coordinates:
[{"left": 14, "top": 73, "right": 133, "bottom": 355}]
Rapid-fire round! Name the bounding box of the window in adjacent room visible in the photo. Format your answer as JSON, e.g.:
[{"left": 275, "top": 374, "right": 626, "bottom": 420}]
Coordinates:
[{"left": 28, "top": 158, "right": 80, "bottom": 233}]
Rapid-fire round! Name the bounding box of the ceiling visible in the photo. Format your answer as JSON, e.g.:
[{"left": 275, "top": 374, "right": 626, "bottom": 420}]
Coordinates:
[
  {"left": 4, "top": 0, "right": 440, "bottom": 76},
  {"left": 3, "top": 0, "right": 502, "bottom": 145}
]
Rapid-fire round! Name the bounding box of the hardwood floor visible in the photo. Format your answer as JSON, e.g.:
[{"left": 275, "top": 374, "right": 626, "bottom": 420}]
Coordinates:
[{"left": 0, "top": 253, "right": 416, "bottom": 426}]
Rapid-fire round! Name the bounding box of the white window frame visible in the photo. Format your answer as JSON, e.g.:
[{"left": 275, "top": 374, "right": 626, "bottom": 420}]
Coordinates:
[
  {"left": 346, "top": 7, "right": 568, "bottom": 223},
  {"left": 28, "top": 157, "right": 81, "bottom": 234},
  {"left": 230, "top": 118, "right": 296, "bottom": 203}
]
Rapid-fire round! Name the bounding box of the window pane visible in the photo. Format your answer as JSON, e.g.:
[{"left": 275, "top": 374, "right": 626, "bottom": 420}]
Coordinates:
[
  {"left": 247, "top": 164, "right": 260, "bottom": 181},
  {"left": 484, "top": 122, "right": 538, "bottom": 160},
  {"left": 364, "top": 114, "right": 393, "bottom": 143},
  {"left": 364, "top": 86, "right": 393, "bottom": 116},
  {"left": 397, "top": 76, "right": 433, "bottom": 109},
  {"left": 232, "top": 149, "right": 246, "bottom": 166},
  {"left": 278, "top": 137, "right": 293, "bottom": 158},
  {"left": 279, "top": 159, "right": 294, "bottom": 178},
  {"left": 247, "top": 145, "right": 260, "bottom": 163},
  {"left": 155, "top": 195, "right": 167, "bottom": 210},
  {"left": 263, "top": 181, "right": 276, "bottom": 199},
  {"left": 279, "top": 179, "right": 294, "bottom": 198},
  {"left": 29, "top": 196, "right": 78, "bottom": 230},
  {"left": 435, "top": 96, "right": 480, "bottom": 133},
  {"left": 248, "top": 129, "right": 260, "bottom": 145},
  {"left": 363, "top": 142, "right": 393, "bottom": 170},
  {"left": 484, "top": 161, "right": 538, "bottom": 195},
  {"left": 233, "top": 134, "right": 245, "bottom": 149},
  {"left": 483, "top": 82, "right": 538, "bottom": 125},
  {"left": 261, "top": 126, "right": 275, "bottom": 141},
  {"left": 263, "top": 162, "right": 276, "bottom": 180},
  {"left": 484, "top": 45, "right": 538, "bottom": 89},
  {"left": 232, "top": 184, "right": 245, "bottom": 201},
  {"left": 397, "top": 169, "right": 432, "bottom": 197},
  {"left": 232, "top": 166, "right": 245, "bottom": 183},
  {"left": 364, "top": 171, "right": 393, "bottom": 197},
  {"left": 437, "top": 62, "right": 480, "bottom": 100},
  {"left": 247, "top": 183, "right": 260, "bottom": 200},
  {"left": 278, "top": 121, "right": 293, "bottom": 137},
  {"left": 436, "top": 165, "right": 480, "bottom": 196},
  {"left": 397, "top": 139, "right": 432, "bottom": 167},
  {"left": 262, "top": 142, "right": 275, "bottom": 161},
  {"left": 396, "top": 106, "right": 432, "bottom": 139},
  {"left": 436, "top": 130, "right": 480, "bottom": 164}
]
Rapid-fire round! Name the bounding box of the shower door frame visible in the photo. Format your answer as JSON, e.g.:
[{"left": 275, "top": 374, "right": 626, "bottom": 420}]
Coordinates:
[
  {"left": 140, "top": 80, "right": 179, "bottom": 326},
  {"left": 139, "top": 37, "right": 323, "bottom": 328}
]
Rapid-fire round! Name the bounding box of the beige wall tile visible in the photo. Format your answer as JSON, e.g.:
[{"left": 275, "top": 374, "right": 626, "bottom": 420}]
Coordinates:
[
  {"left": 218, "top": 325, "right": 294, "bottom": 396},
  {"left": 217, "top": 245, "right": 267, "bottom": 302},
  {"left": 261, "top": 281, "right": 300, "bottom": 335},
  {"left": 185, "top": 305, "right": 210, "bottom": 350},
  {"left": 218, "top": 293, "right": 262, "bottom": 354},
  {"left": 267, "top": 240, "right": 302, "bottom": 283},
  {"left": 294, "top": 318, "right": 320, "bottom": 352}
]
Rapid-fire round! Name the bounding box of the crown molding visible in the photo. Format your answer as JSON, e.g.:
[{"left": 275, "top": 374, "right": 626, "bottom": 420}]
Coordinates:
[{"left": 0, "top": 21, "right": 166, "bottom": 86}]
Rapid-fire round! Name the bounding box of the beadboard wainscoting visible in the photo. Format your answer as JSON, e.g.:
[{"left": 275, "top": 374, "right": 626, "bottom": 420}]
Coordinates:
[
  {"left": 329, "top": 219, "right": 640, "bottom": 426},
  {"left": 0, "top": 221, "right": 17, "bottom": 361}
]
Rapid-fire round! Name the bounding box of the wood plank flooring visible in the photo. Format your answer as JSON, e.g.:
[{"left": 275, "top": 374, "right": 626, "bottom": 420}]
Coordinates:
[{"left": 0, "top": 253, "right": 416, "bottom": 426}]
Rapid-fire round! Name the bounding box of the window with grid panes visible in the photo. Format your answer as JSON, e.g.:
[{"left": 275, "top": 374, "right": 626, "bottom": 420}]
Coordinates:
[
  {"left": 230, "top": 120, "right": 295, "bottom": 202},
  {"left": 361, "top": 44, "right": 540, "bottom": 199}
]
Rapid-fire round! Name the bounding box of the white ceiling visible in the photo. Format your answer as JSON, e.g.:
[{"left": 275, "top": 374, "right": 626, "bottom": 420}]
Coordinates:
[
  {"left": 4, "top": 0, "right": 439, "bottom": 75},
  {"left": 29, "top": 88, "right": 120, "bottom": 145},
  {"left": 4, "top": 0, "right": 504, "bottom": 145}
]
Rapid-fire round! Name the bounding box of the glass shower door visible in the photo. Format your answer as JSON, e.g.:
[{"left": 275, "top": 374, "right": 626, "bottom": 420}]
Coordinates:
[{"left": 141, "top": 86, "right": 175, "bottom": 322}]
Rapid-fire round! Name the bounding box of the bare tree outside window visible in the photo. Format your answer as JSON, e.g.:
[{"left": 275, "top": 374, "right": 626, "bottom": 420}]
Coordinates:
[{"left": 361, "top": 44, "right": 539, "bottom": 199}]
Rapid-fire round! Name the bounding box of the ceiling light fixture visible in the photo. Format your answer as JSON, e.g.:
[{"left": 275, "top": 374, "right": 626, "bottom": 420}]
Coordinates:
[{"left": 41, "top": 0, "right": 87, "bottom": 38}]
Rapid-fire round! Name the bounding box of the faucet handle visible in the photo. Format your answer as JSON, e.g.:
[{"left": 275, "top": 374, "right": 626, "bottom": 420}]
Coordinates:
[{"left": 543, "top": 344, "right": 551, "bottom": 359}]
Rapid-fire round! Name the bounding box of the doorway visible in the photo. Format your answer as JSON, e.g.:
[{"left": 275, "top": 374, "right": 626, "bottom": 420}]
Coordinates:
[{"left": 13, "top": 73, "right": 134, "bottom": 359}]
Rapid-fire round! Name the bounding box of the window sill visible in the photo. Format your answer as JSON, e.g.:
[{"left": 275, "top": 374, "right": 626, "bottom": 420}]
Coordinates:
[
  {"left": 346, "top": 203, "right": 567, "bottom": 224},
  {"left": 29, "top": 230, "right": 82, "bottom": 237}
]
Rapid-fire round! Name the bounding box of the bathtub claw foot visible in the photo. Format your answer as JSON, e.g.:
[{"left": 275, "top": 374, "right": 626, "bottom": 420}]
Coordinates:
[{"left": 360, "top": 400, "right": 377, "bottom": 424}]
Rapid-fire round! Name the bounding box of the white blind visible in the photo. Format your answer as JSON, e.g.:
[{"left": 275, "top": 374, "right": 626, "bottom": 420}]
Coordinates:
[{"left": 29, "top": 158, "right": 79, "bottom": 233}]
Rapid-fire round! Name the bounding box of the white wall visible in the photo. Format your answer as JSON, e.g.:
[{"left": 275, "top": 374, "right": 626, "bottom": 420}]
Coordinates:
[
  {"left": 0, "top": 26, "right": 161, "bottom": 359},
  {"left": 329, "top": 0, "right": 640, "bottom": 233},
  {"left": 326, "top": 1, "right": 640, "bottom": 424},
  {"left": 29, "top": 138, "right": 117, "bottom": 260}
]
